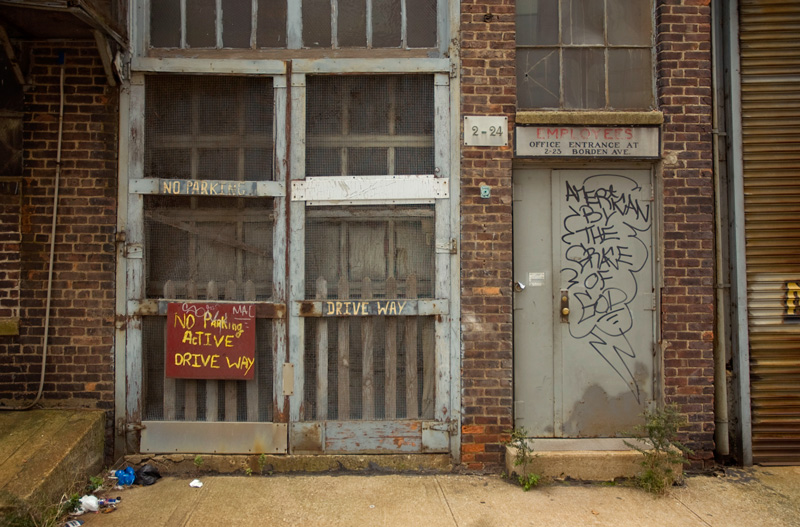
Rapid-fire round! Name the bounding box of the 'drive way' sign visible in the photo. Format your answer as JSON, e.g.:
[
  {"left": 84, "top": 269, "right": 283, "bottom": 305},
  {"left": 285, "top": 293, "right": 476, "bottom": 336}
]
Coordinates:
[{"left": 166, "top": 302, "right": 256, "bottom": 380}]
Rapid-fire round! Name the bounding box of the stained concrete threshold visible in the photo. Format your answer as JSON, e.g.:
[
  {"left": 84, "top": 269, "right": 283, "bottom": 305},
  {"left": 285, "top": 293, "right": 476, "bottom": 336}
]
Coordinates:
[
  {"left": 0, "top": 409, "right": 105, "bottom": 513},
  {"left": 505, "top": 438, "right": 663, "bottom": 481}
]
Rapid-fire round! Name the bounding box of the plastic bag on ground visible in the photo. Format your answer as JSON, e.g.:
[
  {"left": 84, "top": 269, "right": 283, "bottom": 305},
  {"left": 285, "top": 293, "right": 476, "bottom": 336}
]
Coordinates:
[
  {"left": 78, "top": 495, "right": 99, "bottom": 512},
  {"left": 134, "top": 464, "right": 162, "bottom": 486},
  {"left": 114, "top": 466, "right": 135, "bottom": 486}
]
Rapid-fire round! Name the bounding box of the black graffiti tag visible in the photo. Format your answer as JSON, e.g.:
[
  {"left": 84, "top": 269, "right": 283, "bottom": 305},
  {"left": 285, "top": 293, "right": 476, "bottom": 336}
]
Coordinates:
[{"left": 561, "top": 175, "right": 650, "bottom": 403}]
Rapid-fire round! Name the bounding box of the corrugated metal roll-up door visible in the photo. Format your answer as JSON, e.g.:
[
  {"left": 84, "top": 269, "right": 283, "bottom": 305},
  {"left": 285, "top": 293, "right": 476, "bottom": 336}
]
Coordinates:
[{"left": 739, "top": 0, "right": 800, "bottom": 465}]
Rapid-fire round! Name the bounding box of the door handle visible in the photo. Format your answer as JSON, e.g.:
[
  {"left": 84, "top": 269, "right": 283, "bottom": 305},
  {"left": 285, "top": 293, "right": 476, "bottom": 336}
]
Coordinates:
[
  {"left": 514, "top": 281, "right": 526, "bottom": 293},
  {"left": 560, "top": 290, "right": 569, "bottom": 322}
]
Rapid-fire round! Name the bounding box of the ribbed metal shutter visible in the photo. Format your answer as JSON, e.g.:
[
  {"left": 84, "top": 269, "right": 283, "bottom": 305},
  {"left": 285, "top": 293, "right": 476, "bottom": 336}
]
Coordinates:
[{"left": 740, "top": 0, "right": 800, "bottom": 465}]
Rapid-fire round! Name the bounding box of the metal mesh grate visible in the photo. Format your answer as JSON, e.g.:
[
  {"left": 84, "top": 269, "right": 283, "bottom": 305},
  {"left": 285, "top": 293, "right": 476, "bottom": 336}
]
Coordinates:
[
  {"left": 306, "top": 75, "right": 434, "bottom": 177},
  {"left": 145, "top": 75, "right": 274, "bottom": 181},
  {"left": 303, "top": 316, "right": 435, "bottom": 420},
  {"left": 144, "top": 196, "right": 274, "bottom": 301},
  {"left": 143, "top": 317, "right": 274, "bottom": 422},
  {"left": 304, "top": 206, "right": 435, "bottom": 300}
]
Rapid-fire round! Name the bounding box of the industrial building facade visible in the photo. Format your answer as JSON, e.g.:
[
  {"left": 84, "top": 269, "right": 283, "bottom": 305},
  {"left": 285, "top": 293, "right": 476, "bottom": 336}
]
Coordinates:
[{"left": 4, "top": 0, "right": 794, "bottom": 469}]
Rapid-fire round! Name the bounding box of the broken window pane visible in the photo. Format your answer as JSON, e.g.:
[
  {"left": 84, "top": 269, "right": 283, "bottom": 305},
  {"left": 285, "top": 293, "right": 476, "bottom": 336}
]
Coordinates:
[{"left": 517, "top": 48, "right": 560, "bottom": 108}]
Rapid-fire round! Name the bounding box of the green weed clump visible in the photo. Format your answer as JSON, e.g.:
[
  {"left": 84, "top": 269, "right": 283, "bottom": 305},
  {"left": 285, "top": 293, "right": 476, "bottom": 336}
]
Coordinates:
[
  {"left": 625, "top": 404, "right": 692, "bottom": 495},
  {"left": 505, "top": 428, "right": 542, "bottom": 491}
]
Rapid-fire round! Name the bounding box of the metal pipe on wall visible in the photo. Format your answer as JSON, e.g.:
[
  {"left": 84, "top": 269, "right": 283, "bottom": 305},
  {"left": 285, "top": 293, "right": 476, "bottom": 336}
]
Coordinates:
[
  {"left": 1, "top": 51, "right": 65, "bottom": 411},
  {"left": 711, "top": 0, "right": 730, "bottom": 456}
]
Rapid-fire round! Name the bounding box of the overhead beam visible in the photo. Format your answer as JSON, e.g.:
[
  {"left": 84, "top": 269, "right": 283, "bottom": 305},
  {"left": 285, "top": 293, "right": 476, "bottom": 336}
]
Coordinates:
[{"left": 92, "top": 30, "right": 116, "bottom": 86}]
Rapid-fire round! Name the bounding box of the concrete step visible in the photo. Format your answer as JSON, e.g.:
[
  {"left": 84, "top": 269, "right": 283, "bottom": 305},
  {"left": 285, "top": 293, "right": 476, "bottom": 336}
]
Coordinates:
[
  {"left": 0, "top": 409, "right": 105, "bottom": 513},
  {"left": 505, "top": 438, "right": 683, "bottom": 482}
]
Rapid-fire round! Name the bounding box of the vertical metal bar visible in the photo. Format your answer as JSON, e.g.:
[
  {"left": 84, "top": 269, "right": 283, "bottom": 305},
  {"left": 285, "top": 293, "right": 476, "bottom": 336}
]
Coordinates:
[
  {"left": 273, "top": 73, "right": 289, "bottom": 422},
  {"left": 115, "top": 80, "right": 131, "bottom": 458},
  {"left": 366, "top": 0, "right": 373, "bottom": 48},
  {"left": 331, "top": 0, "right": 338, "bottom": 49},
  {"left": 288, "top": 72, "right": 307, "bottom": 422},
  {"left": 722, "top": 0, "right": 753, "bottom": 466},
  {"left": 400, "top": 0, "right": 407, "bottom": 49},
  {"left": 287, "top": 0, "right": 302, "bottom": 48},
  {"left": 388, "top": 78, "right": 396, "bottom": 175},
  {"left": 180, "top": 0, "right": 187, "bottom": 48},
  {"left": 251, "top": 0, "right": 258, "bottom": 49},
  {"left": 125, "top": 74, "right": 146, "bottom": 453},
  {"left": 446, "top": 0, "right": 461, "bottom": 464},
  {"left": 216, "top": 0, "right": 223, "bottom": 48},
  {"left": 433, "top": 73, "right": 451, "bottom": 422}
]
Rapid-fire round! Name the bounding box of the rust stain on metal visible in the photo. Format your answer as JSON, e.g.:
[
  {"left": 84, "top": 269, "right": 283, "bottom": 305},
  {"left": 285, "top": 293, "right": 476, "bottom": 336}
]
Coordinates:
[{"left": 299, "top": 301, "right": 317, "bottom": 316}]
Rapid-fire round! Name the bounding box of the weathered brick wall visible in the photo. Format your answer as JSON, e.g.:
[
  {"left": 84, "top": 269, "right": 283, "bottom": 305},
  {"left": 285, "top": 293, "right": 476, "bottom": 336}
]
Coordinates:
[
  {"left": 657, "top": 0, "right": 715, "bottom": 468},
  {"left": 0, "top": 42, "right": 118, "bottom": 451},
  {"left": 0, "top": 180, "right": 21, "bottom": 330},
  {"left": 459, "top": 0, "right": 516, "bottom": 470}
]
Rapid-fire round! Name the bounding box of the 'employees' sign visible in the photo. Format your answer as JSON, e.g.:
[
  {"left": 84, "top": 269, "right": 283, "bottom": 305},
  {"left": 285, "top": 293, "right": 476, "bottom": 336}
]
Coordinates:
[
  {"left": 166, "top": 302, "right": 256, "bottom": 380},
  {"left": 516, "top": 126, "right": 660, "bottom": 158}
]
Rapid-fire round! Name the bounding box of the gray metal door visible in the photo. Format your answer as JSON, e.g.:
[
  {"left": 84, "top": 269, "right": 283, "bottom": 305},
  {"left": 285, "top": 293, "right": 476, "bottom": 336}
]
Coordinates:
[{"left": 513, "top": 169, "right": 655, "bottom": 437}]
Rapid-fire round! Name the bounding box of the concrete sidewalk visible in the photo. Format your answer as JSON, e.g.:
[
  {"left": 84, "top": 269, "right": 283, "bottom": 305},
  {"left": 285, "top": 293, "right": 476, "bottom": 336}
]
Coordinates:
[{"left": 76, "top": 467, "right": 800, "bottom": 527}]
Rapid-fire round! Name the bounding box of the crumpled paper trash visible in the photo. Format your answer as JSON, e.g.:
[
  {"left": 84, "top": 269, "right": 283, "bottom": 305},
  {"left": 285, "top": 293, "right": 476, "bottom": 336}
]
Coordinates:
[{"left": 189, "top": 479, "right": 203, "bottom": 488}]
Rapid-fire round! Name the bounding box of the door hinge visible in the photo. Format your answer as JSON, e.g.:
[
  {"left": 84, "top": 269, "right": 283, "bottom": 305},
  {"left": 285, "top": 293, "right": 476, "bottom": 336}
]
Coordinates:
[
  {"left": 424, "top": 419, "right": 457, "bottom": 434},
  {"left": 436, "top": 239, "right": 457, "bottom": 254},
  {"left": 117, "top": 418, "right": 146, "bottom": 435}
]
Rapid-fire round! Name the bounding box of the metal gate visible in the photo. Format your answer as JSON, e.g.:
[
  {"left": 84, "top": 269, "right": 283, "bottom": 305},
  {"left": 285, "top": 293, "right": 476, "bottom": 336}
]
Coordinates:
[
  {"left": 120, "top": 72, "right": 454, "bottom": 455},
  {"left": 739, "top": 0, "right": 800, "bottom": 465}
]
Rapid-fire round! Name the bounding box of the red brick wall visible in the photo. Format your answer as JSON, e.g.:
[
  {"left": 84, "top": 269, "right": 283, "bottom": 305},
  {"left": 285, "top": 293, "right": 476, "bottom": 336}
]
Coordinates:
[
  {"left": 656, "top": 0, "right": 715, "bottom": 468},
  {"left": 0, "top": 42, "right": 118, "bottom": 445},
  {"left": 460, "top": 0, "right": 516, "bottom": 470},
  {"left": 0, "top": 181, "right": 21, "bottom": 327},
  {"left": 459, "top": 0, "right": 716, "bottom": 470}
]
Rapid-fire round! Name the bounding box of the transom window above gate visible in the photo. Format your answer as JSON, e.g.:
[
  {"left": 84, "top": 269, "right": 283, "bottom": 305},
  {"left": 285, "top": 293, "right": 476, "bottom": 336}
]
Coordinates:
[
  {"left": 147, "top": 0, "right": 439, "bottom": 50},
  {"left": 516, "top": 0, "right": 655, "bottom": 110}
]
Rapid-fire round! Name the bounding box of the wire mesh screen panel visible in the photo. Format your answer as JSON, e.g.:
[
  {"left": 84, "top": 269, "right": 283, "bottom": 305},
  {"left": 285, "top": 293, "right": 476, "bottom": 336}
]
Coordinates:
[
  {"left": 303, "top": 315, "right": 435, "bottom": 421},
  {"left": 304, "top": 206, "right": 435, "bottom": 300},
  {"left": 143, "top": 317, "right": 274, "bottom": 422},
  {"left": 144, "top": 196, "right": 274, "bottom": 301},
  {"left": 303, "top": 205, "right": 436, "bottom": 421},
  {"left": 306, "top": 75, "right": 434, "bottom": 177},
  {"left": 145, "top": 75, "right": 274, "bottom": 181}
]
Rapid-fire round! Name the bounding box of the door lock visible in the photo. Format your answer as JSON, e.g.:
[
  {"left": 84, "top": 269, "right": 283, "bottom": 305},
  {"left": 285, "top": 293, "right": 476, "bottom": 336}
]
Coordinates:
[
  {"left": 514, "top": 281, "right": 526, "bottom": 293},
  {"left": 560, "top": 290, "right": 570, "bottom": 322}
]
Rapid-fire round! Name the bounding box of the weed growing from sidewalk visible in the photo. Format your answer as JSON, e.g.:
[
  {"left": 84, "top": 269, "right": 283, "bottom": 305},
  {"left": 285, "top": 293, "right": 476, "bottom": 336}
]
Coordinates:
[
  {"left": 505, "top": 428, "right": 541, "bottom": 491},
  {"left": 624, "top": 404, "right": 692, "bottom": 495},
  {"left": 258, "top": 453, "right": 268, "bottom": 475},
  {"left": 194, "top": 455, "right": 204, "bottom": 470}
]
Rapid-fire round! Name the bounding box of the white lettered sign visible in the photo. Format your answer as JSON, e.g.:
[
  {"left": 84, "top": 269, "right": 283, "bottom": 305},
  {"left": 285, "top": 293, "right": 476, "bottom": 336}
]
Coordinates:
[{"left": 516, "top": 126, "right": 660, "bottom": 158}]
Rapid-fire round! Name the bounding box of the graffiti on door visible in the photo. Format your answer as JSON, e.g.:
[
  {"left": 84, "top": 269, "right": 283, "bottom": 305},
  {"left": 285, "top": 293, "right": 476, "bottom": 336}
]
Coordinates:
[{"left": 561, "top": 174, "right": 651, "bottom": 403}]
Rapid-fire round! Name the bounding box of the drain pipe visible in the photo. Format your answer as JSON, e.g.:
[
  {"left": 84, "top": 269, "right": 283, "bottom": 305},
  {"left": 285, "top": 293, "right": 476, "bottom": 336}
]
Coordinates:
[
  {"left": 711, "top": 5, "right": 731, "bottom": 457},
  {"left": 1, "top": 51, "right": 65, "bottom": 411}
]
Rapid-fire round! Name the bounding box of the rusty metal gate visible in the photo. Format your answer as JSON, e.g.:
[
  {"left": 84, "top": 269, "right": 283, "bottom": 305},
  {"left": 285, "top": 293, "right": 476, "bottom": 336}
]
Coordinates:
[
  {"left": 120, "top": 71, "right": 454, "bottom": 456},
  {"left": 739, "top": 0, "right": 800, "bottom": 465}
]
